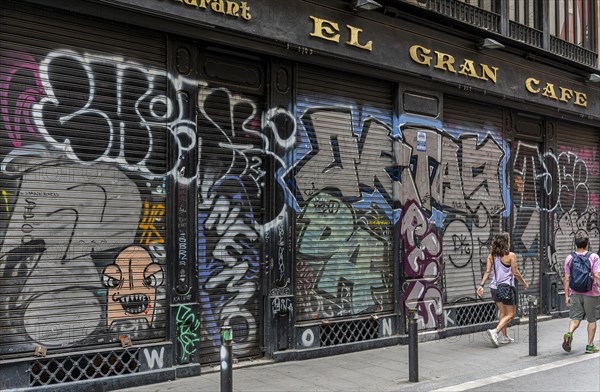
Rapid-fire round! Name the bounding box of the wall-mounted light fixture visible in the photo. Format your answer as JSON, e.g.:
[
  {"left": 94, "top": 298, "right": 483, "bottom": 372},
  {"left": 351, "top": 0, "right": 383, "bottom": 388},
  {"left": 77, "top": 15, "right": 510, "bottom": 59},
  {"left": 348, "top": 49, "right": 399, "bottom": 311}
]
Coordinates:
[
  {"left": 587, "top": 73, "right": 600, "bottom": 83},
  {"left": 350, "top": 0, "right": 383, "bottom": 12},
  {"left": 477, "top": 38, "right": 505, "bottom": 50}
]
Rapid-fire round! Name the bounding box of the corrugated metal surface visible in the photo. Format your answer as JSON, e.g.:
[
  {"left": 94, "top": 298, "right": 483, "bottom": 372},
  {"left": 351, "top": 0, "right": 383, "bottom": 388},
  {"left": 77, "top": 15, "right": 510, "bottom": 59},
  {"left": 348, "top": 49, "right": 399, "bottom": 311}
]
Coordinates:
[
  {"left": 0, "top": 3, "right": 168, "bottom": 356},
  {"left": 197, "top": 83, "right": 264, "bottom": 363},
  {"left": 441, "top": 99, "right": 505, "bottom": 305},
  {"left": 553, "top": 122, "right": 600, "bottom": 276},
  {"left": 294, "top": 65, "right": 394, "bottom": 323},
  {"left": 511, "top": 137, "right": 542, "bottom": 298}
]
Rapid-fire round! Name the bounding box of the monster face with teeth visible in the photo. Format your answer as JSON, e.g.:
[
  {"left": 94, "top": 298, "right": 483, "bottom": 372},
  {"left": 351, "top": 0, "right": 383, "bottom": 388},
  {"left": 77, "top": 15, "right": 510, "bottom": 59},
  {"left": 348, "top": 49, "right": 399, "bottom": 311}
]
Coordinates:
[{"left": 102, "top": 245, "right": 164, "bottom": 327}]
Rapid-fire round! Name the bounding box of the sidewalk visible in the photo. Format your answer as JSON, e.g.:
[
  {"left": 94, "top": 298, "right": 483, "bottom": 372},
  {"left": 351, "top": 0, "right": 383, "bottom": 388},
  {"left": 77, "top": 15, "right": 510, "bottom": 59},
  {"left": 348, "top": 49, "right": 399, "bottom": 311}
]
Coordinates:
[{"left": 121, "top": 318, "right": 599, "bottom": 392}]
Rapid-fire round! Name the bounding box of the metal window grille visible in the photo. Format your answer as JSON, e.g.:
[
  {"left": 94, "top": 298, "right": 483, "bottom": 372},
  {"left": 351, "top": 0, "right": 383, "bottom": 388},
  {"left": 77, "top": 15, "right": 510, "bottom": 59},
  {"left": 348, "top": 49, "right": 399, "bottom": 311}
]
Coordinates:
[
  {"left": 29, "top": 349, "right": 140, "bottom": 387},
  {"left": 426, "top": 0, "right": 501, "bottom": 31},
  {"left": 450, "top": 302, "right": 498, "bottom": 327},
  {"left": 320, "top": 318, "right": 380, "bottom": 346},
  {"left": 401, "top": 0, "right": 598, "bottom": 67},
  {"left": 550, "top": 36, "right": 597, "bottom": 67},
  {"left": 509, "top": 21, "right": 543, "bottom": 47}
]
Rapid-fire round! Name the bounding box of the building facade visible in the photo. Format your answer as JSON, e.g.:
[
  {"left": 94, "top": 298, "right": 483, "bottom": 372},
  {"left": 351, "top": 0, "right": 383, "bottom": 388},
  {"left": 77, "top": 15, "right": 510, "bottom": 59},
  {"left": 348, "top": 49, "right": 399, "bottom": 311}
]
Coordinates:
[{"left": 0, "top": 0, "right": 598, "bottom": 389}]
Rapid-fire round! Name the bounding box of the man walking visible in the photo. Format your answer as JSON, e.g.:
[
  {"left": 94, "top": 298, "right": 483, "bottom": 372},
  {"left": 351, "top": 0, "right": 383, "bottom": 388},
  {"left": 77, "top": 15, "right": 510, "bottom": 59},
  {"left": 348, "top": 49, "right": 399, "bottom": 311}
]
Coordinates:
[{"left": 562, "top": 233, "right": 600, "bottom": 354}]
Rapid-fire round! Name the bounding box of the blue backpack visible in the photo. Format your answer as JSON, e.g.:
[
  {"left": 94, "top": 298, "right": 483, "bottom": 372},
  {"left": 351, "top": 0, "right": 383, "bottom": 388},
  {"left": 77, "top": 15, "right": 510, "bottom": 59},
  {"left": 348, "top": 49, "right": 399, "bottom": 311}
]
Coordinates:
[{"left": 569, "top": 252, "right": 593, "bottom": 293}]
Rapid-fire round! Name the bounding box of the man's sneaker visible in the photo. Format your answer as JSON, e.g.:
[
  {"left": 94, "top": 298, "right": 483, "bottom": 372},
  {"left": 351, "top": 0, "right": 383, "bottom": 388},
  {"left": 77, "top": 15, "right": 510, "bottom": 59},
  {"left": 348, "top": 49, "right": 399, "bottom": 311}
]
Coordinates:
[
  {"left": 585, "top": 345, "right": 599, "bottom": 354},
  {"left": 500, "top": 335, "right": 514, "bottom": 344},
  {"left": 487, "top": 329, "right": 500, "bottom": 347},
  {"left": 562, "top": 332, "right": 573, "bottom": 352}
]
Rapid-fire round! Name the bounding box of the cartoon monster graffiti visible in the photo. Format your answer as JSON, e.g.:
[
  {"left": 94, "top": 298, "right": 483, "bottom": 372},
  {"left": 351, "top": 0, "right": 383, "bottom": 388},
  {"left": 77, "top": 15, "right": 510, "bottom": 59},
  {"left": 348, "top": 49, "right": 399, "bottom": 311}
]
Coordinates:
[{"left": 102, "top": 245, "right": 164, "bottom": 327}]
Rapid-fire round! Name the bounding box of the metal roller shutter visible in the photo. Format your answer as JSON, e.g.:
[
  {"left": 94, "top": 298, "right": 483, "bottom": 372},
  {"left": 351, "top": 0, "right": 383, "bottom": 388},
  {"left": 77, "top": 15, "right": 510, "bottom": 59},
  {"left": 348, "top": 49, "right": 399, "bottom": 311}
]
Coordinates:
[
  {"left": 0, "top": 3, "right": 168, "bottom": 357},
  {"left": 441, "top": 98, "right": 506, "bottom": 305},
  {"left": 552, "top": 123, "right": 600, "bottom": 280},
  {"left": 294, "top": 65, "right": 394, "bottom": 323},
  {"left": 511, "top": 137, "right": 542, "bottom": 300},
  {"left": 197, "top": 73, "right": 265, "bottom": 363}
]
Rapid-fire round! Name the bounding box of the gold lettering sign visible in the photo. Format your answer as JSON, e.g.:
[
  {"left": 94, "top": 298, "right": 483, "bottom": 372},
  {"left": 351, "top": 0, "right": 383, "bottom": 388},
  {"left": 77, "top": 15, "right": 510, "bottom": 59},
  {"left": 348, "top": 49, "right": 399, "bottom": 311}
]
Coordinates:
[
  {"left": 309, "top": 16, "right": 340, "bottom": 43},
  {"left": 524, "top": 77, "right": 587, "bottom": 107},
  {"left": 305, "top": 25, "right": 590, "bottom": 112},
  {"left": 409, "top": 44, "right": 499, "bottom": 84},
  {"left": 346, "top": 25, "right": 373, "bottom": 51},
  {"left": 173, "top": 0, "right": 252, "bottom": 21},
  {"left": 309, "top": 16, "right": 373, "bottom": 51}
]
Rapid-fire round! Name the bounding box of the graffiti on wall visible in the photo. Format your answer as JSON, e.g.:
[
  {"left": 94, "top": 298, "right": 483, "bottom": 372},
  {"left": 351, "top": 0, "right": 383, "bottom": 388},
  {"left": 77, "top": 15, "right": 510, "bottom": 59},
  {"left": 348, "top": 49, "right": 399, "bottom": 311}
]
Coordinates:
[
  {"left": 396, "top": 120, "right": 507, "bottom": 325},
  {"left": 0, "top": 47, "right": 188, "bottom": 352},
  {"left": 513, "top": 141, "right": 599, "bottom": 289},
  {"left": 291, "top": 108, "right": 394, "bottom": 321},
  {"left": 142, "top": 347, "right": 165, "bottom": 370},
  {"left": 176, "top": 305, "right": 200, "bottom": 363},
  {"left": 296, "top": 192, "right": 391, "bottom": 319},
  {"left": 399, "top": 201, "right": 442, "bottom": 328},
  {"left": 197, "top": 87, "right": 296, "bottom": 356},
  {"left": 513, "top": 142, "right": 593, "bottom": 213},
  {"left": 139, "top": 201, "right": 167, "bottom": 260},
  {"left": 547, "top": 145, "right": 599, "bottom": 282},
  {"left": 32, "top": 49, "right": 195, "bottom": 183},
  {"left": 3, "top": 39, "right": 598, "bottom": 362},
  {"left": 396, "top": 118, "right": 599, "bottom": 323},
  {"left": 0, "top": 52, "right": 45, "bottom": 149},
  {"left": 396, "top": 128, "right": 505, "bottom": 215},
  {"left": 102, "top": 245, "right": 164, "bottom": 327},
  {"left": 548, "top": 209, "right": 599, "bottom": 281},
  {"left": 288, "top": 109, "right": 505, "bottom": 327}
]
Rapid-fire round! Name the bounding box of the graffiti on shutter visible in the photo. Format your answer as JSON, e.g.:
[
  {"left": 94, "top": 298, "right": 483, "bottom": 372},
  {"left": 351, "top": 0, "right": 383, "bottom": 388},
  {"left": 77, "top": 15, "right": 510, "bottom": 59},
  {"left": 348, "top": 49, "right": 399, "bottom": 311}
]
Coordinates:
[{"left": 0, "top": 37, "right": 184, "bottom": 352}]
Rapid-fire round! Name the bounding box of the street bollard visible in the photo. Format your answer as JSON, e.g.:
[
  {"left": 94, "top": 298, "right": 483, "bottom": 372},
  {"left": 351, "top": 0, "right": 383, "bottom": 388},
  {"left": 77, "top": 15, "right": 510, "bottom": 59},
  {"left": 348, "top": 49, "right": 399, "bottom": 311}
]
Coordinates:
[
  {"left": 528, "top": 296, "right": 537, "bottom": 356},
  {"left": 408, "top": 308, "right": 419, "bottom": 383},
  {"left": 221, "top": 326, "right": 233, "bottom": 392}
]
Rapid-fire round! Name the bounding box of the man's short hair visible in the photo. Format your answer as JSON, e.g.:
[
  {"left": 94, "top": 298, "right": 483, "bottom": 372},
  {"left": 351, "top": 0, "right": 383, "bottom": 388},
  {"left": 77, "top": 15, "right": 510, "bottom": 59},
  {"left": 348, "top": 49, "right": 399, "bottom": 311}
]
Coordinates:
[{"left": 575, "top": 234, "right": 589, "bottom": 249}]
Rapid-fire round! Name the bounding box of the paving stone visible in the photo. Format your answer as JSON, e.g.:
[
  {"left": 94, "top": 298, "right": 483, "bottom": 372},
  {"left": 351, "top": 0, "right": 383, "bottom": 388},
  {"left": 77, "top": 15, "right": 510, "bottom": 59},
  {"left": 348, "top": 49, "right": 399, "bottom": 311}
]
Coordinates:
[{"left": 121, "top": 319, "right": 594, "bottom": 392}]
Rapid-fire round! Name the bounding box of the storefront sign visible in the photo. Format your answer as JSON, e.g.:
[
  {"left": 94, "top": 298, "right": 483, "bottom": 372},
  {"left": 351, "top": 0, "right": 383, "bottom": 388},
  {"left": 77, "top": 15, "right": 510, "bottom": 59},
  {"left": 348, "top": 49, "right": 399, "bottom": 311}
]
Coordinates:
[
  {"left": 307, "top": 22, "right": 590, "bottom": 112},
  {"left": 309, "top": 16, "right": 373, "bottom": 51},
  {"left": 108, "top": 0, "right": 597, "bottom": 118},
  {"left": 409, "top": 44, "right": 498, "bottom": 84},
  {"left": 525, "top": 77, "right": 587, "bottom": 107},
  {"left": 172, "top": 0, "right": 252, "bottom": 20}
]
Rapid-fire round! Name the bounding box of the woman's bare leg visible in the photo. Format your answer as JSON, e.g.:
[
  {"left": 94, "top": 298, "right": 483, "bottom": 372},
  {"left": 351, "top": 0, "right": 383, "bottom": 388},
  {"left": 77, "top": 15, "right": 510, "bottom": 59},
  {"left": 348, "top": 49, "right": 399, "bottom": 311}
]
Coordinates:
[{"left": 496, "top": 303, "right": 516, "bottom": 333}]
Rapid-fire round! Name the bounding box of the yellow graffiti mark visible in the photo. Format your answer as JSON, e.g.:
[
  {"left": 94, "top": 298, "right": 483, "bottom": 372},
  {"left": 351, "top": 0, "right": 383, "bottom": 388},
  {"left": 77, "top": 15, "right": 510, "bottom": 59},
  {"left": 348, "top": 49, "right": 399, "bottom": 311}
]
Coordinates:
[
  {"left": 138, "top": 201, "right": 165, "bottom": 245},
  {"left": 1, "top": 190, "right": 11, "bottom": 213},
  {"left": 369, "top": 220, "right": 391, "bottom": 226}
]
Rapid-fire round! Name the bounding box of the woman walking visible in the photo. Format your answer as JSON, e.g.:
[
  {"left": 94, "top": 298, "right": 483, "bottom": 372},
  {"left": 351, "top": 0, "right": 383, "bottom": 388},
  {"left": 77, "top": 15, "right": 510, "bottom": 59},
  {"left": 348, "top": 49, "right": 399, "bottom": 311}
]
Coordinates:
[{"left": 477, "top": 232, "right": 529, "bottom": 347}]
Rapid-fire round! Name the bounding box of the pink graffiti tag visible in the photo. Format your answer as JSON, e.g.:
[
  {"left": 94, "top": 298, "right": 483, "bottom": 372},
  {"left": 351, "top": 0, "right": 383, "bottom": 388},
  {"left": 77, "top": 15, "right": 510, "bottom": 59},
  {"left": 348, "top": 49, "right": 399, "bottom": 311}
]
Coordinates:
[
  {"left": 0, "top": 51, "right": 45, "bottom": 148},
  {"left": 400, "top": 201, "right": 441, "bottom": 278},
  {"left": 400, "top": 200, "right": 443, "bottom": 328}
]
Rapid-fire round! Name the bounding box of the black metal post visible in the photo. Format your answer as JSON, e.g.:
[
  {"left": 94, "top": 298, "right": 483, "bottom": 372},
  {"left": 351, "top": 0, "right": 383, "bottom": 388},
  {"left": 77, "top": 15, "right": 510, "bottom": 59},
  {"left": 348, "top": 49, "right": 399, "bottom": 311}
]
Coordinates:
[
  {"left": 408, "top": 308, "right": 419, "bottom": 382},
  {"left": 221, "top": 327, "right": 233, "bottom": 392},
  {"left": 528, "top": 296, "right": 537, "bottom": 356}
]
